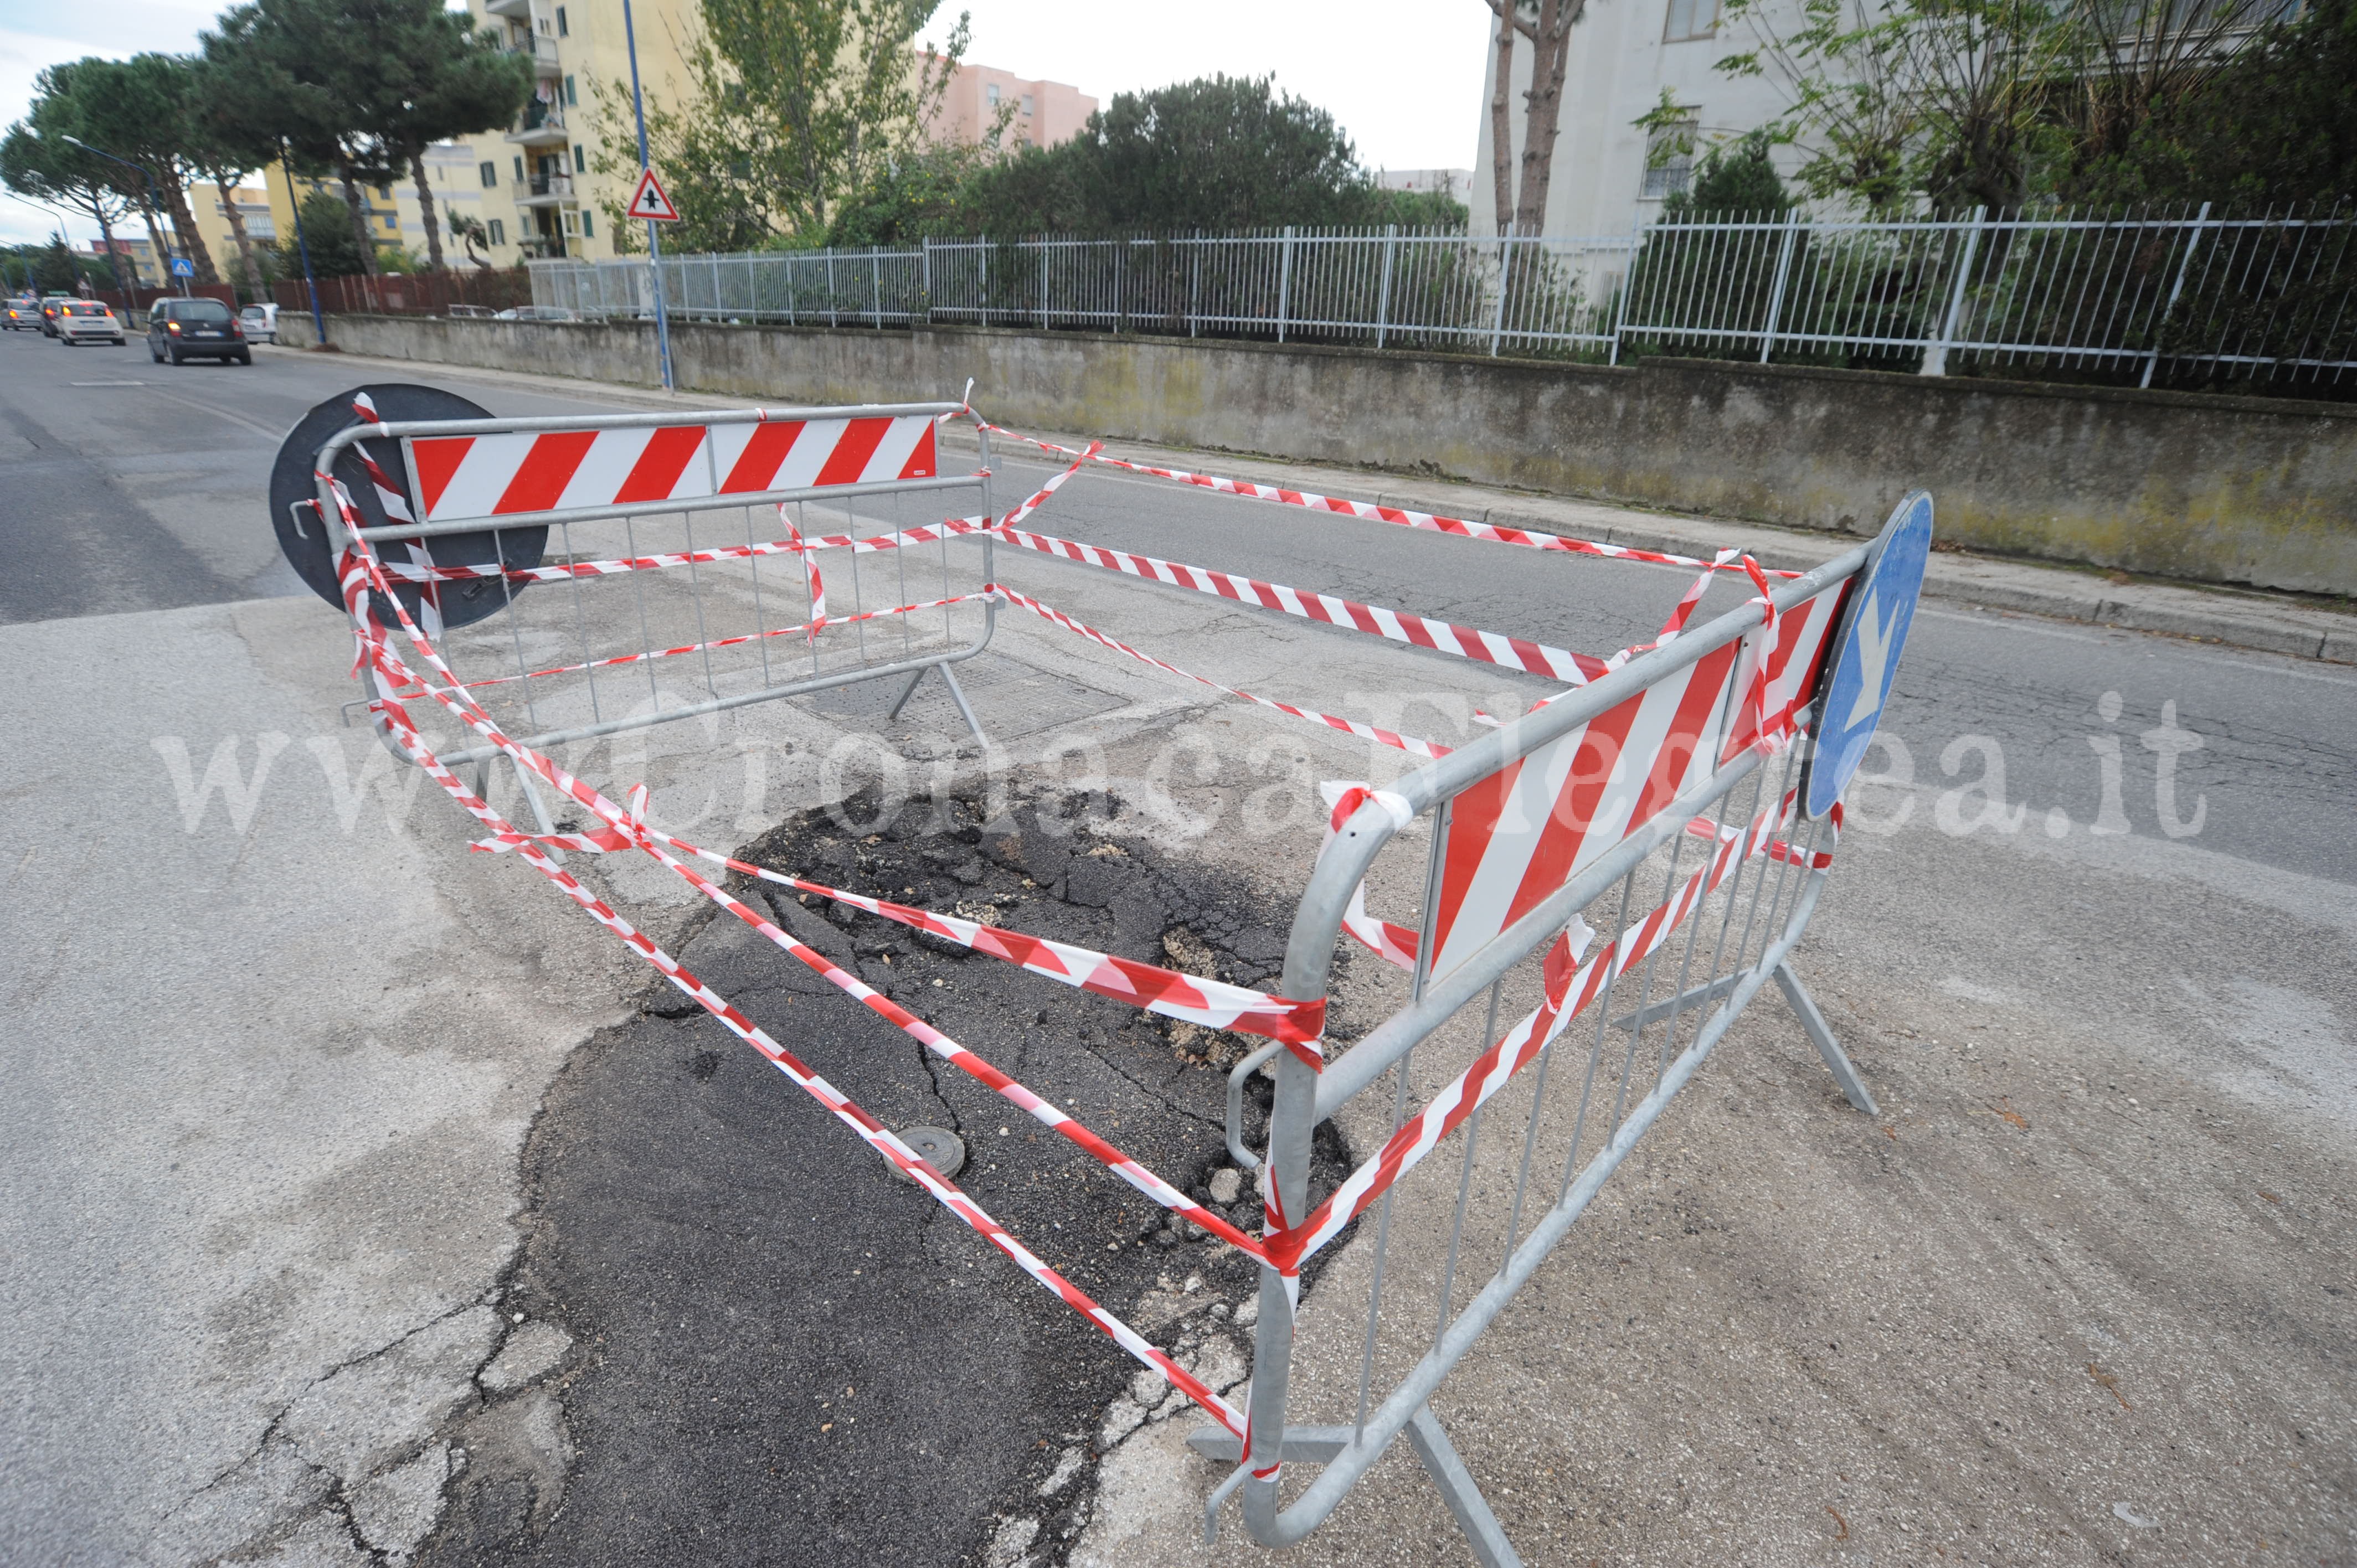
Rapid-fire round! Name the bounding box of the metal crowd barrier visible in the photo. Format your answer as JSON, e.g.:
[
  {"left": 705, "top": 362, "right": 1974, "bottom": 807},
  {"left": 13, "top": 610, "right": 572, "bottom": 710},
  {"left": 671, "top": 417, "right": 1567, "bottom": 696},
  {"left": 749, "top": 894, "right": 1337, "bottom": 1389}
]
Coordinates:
[
  {"left": 1191, "top": 532, "right": 1883, "bottom": 1564},
  {"left": 311, "top": 400, "right": 999, "bottom": 826},
  {"left": 307, "top": 390, "right": 1904, "bottom": 1566}
]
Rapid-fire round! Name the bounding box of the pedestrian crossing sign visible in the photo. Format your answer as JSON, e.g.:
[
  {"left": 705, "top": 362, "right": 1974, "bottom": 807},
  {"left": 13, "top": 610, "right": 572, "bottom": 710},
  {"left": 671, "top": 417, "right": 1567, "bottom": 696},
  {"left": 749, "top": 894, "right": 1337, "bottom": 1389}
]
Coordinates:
[{"left": 626, "top": 167, "right": 680, "bottom": 223}]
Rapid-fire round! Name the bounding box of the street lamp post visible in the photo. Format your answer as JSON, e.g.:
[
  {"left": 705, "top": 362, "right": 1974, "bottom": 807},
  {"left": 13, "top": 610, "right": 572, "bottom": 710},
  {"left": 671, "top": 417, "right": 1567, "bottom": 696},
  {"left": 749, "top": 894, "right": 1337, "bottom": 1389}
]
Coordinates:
[
  {"left": 621, "top": 0, "right": 675, "bottom": 392},
  {"left": 279, "top": 146, "right": 328, "bottom": 348},
  {"left": 59, "top": 134, "right": 187, "bottom": 298}
]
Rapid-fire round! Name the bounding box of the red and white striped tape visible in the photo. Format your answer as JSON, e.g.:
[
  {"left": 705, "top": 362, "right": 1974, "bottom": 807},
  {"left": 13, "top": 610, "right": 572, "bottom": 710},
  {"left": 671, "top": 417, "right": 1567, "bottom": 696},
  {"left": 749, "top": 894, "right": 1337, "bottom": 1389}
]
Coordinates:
[
  {"left": 472, "top": 815, "right": 1330, "bottom": 1065},
  {"left": 390, "top": 590, "right": 990, "bottom": 697},
  {"left": 369, "top": 515, "right": 996, "bottom": 585},
  {"left": 993, "top": 524, "right": 1610, "bottom": 687},
  {"left": 408, "top": 413, "right": 940, "bottom": 523},
  {"left": 995, "top": 585, "right": 1452, "bottom": 761},
  {"left": 1317, "top": 783, "right": 1424, "bottom": 972},
  {"left": 970, "top": 419, "right": 1809, "bottom": 581}
]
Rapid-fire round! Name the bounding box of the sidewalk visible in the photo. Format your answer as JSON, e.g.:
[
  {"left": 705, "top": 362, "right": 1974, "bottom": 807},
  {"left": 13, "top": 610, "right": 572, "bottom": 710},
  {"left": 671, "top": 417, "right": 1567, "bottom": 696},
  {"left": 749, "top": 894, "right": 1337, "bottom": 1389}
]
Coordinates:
[{"left": 298, "top": 344, "right": 2356, "bottom": 666}]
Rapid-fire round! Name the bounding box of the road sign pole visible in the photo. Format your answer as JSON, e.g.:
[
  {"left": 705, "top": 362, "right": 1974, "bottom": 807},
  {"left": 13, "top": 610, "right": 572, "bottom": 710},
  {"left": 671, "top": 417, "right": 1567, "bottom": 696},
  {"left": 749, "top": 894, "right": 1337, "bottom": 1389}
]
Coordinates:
[{"left": 622, "top": 0, "right": 675, "bottom": 393}]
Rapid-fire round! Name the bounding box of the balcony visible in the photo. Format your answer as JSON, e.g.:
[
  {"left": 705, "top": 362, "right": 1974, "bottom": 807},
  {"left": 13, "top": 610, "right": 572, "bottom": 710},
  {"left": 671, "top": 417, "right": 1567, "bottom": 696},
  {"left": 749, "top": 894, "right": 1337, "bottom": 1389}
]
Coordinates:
[
  {"left": 483, "top": 0, "right": 532, "bottom": 16},
  {"left": 508, "top": 35, "right": 560, "bottom": 75},
  {"left": 516, "top": 171, "right": 573, "bottom": 207},
  {"left": 506, "top": 100, "right": 569, "bottom": 147}
]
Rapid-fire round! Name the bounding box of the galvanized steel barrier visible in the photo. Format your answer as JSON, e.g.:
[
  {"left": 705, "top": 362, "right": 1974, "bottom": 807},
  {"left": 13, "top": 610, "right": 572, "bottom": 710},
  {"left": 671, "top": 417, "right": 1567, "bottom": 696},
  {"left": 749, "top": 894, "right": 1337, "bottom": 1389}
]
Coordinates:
[
  {"left": 312, "top": 398, "right": 1003, "bottom": 813},
  {"left": 1190, "top": 532, "right": 1881, "bottom": 1565},
  {"left": 308, "top": 390, "right": 1910, "bottom": 1565}
]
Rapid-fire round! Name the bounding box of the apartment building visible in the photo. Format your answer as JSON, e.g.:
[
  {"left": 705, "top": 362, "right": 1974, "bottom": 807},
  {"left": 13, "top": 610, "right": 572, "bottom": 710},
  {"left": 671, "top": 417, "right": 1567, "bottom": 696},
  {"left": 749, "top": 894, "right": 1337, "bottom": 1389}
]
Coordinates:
[
  {"left": 924, "top": 61, "right": 1096, "bottom": 152},
  {"left": 1470, "top": 0, "right": 1792, "bottom": 235},
  {"left": 183, "top": 184, "right": 274, "bottom": 283},
  {"left": 1378, "top": 168, "right": 1476, "bottom": 203},
  {"left": 457, "top": 0, "right": 699, "bottom": 262},
  {"left": 266, "top": 168, "right": 412, "bottom": 261},
  {"left": 84, "top": 236, "right": 164, "bottom": 288}
]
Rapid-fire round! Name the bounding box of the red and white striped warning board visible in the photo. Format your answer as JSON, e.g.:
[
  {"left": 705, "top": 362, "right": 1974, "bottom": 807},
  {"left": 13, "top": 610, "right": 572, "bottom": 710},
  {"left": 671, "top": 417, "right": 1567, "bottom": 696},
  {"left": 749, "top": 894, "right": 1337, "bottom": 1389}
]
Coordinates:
[
  {"left": 408, "top": 414, "right": 939, "bottom": 523},
  {"left": 1423, "top": 582, "right": 1845, "bottom": 982}
]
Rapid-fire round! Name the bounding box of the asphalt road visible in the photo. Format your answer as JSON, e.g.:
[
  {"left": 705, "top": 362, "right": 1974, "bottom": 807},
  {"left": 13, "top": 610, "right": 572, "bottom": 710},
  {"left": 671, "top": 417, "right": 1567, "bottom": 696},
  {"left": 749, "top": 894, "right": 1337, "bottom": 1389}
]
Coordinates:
[
  {"left": 0, "top": 327, "right": 651, "bottom": 624},
  {"left": 6, "top": 325, "right": 2352, "bottom": 1564}
]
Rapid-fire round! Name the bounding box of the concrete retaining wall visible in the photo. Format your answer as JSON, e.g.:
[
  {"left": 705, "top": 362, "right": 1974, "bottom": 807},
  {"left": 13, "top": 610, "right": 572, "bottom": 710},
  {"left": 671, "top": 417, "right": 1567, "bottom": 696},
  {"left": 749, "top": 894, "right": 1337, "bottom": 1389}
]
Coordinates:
[{"left": 283, "top": 311, "right": 2357, "bottom": 596}]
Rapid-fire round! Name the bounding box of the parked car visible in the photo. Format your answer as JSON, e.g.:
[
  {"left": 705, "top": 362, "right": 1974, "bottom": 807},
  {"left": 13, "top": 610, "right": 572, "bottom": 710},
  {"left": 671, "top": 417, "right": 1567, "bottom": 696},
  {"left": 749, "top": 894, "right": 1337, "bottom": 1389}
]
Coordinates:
[
  {"left": 4, "top": 295, "right": 38, "bottom": 330},
  {"left": 446, "top": 303, "right": 495, "bottom": 318},
  {"left": 56, "top": 300, "right": 126, "bottom": 346},
  {"left": 148, "top": 296, "right": 251, "bottom": 365},
  {"left": 491, "top": 305, "right": 577, "bottom": 321},
  {"left": 238, "top": 302, "right": 279, "bottom": 343}
]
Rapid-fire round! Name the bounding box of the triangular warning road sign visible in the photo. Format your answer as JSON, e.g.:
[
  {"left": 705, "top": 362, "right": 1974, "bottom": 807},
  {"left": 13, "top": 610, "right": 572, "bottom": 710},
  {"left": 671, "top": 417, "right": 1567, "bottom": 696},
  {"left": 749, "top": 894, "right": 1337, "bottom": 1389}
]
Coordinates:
[{"left": 627, "top": 167, "right": 680, "bottom": 222}]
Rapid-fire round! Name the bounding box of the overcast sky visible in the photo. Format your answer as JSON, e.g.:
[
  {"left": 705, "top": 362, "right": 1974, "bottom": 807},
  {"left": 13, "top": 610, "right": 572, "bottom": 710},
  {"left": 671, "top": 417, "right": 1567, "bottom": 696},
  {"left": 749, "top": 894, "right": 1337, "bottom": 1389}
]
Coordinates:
[{"left": 1, "top": 0, "right": 1488, "bottom": 248}]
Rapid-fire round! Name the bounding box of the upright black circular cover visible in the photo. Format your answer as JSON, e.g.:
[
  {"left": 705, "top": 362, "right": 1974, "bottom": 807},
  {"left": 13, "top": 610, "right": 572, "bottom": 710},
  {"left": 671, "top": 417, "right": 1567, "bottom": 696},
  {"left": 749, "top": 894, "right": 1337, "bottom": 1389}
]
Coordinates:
[{"left": 270, "top": 383, "right": 548, "bottom": 630}]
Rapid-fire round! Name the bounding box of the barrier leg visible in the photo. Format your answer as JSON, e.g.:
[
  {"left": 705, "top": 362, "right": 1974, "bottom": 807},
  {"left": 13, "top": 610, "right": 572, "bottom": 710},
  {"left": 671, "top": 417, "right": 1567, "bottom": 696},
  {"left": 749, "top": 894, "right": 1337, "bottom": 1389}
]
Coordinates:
[
  {"left": 1404, "top": 1407, "right": 1521, "bottom": 1568},
  {"left": 1773, "top": 960, "right": 1876, "bottom": 1115},
  {"left": 1187, "top": 1425, "right": 1357, "bottom": 1466},
  {"left": 883, "top": 666, "right": 927, "bottom": 720},
  {"left": 935, "top": 661, "right": 988, "bottom": 750},
  {"left": 880, "top": 662, "right": 989, "bottom": 750},
  {"left": 1188, "top": 1413, "right": 1520, "bottom": 1565}
]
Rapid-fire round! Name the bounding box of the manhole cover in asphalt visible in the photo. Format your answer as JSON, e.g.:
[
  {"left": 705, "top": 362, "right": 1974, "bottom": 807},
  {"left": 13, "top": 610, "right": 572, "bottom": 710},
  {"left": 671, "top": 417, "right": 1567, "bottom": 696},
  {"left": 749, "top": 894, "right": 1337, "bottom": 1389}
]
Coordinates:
[{"left": 897, "top": 1124, "right": 966, "bottom": 1179}]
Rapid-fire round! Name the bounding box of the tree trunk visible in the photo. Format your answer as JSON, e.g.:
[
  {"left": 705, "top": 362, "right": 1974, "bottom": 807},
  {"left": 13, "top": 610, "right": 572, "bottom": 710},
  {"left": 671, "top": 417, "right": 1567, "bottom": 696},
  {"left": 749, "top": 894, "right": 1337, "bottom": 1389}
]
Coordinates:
[
  {"left": 214, "top": 174, "right": 265, "bottom": 300},
  {"left": 337, "top": 163, "right": 382, "bottom": 277},
  {"left": 1512, "top": 0, "right": 1584, "bottom": 236},
  {"left": 158, "top": 172, "right": 220, "bottom": 285},
  {"left": 1485, "top": 2, "right": 1520, "bottom": 237},
  {"left": 410, "top": 152, "right": 445, "bottom": 271}
]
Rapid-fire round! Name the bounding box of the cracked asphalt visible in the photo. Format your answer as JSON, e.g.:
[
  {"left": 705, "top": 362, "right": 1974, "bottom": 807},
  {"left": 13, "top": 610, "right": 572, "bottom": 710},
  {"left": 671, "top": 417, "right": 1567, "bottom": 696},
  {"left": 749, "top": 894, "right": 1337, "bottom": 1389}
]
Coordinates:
[{"left": 426, "top": 787, "right": 1356, "bottom": 1566}]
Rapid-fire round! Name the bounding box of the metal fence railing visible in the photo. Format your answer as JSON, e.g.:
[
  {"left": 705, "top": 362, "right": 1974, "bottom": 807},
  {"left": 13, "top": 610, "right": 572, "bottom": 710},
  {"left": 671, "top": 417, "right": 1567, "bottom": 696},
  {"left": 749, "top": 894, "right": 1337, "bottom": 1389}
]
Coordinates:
[{"left": 522, "top": 208, "right": 2356, "bottom": 388}]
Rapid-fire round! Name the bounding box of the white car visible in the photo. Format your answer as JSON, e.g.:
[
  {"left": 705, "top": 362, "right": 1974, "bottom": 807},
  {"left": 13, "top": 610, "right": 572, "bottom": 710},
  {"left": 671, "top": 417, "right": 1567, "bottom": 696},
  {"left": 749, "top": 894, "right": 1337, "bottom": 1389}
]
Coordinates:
[
  {"left": 239, "top": 302, "right": 279, "bottom": 343},
  {"left": 492, "top": 305, "right": 578, "bottom": 322},
  {"left": 56, "top": 300, "right": 126, "bottom": 346}
]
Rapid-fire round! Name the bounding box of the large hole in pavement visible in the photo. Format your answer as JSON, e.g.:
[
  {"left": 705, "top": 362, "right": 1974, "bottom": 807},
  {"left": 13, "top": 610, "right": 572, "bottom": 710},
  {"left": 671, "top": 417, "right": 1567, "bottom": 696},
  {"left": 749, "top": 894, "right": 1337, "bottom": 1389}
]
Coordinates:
[{"left": 425, "top": 785, "right": 1360, "bottom": 1566}]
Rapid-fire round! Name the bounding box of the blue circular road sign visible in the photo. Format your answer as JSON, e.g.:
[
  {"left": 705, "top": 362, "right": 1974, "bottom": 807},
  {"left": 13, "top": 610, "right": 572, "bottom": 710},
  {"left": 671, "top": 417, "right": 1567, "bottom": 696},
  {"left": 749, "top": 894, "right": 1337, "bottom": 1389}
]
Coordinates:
[{"left": 1804, "top": 492, "right": 1933, "bottom": 819}]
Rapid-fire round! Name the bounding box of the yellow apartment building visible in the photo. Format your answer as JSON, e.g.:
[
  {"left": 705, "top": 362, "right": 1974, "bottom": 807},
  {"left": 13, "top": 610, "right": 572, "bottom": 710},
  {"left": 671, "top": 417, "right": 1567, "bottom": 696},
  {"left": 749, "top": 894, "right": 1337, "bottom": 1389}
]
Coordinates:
[{"left": 457, "top": 0, "right": 700, "bottom": 262}]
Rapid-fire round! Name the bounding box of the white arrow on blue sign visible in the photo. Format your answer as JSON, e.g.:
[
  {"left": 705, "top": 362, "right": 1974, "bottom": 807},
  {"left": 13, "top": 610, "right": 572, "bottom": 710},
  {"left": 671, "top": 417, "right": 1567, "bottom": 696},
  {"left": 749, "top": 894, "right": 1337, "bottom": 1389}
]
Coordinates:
[{"left": 1803, "top": 491, "right": 1933, "bottom": 819}]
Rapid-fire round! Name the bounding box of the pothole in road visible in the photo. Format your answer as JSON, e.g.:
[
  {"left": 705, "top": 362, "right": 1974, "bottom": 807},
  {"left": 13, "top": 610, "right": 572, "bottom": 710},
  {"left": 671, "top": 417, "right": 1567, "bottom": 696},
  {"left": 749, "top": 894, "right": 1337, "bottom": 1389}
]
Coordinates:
[{"left": 424, "top": 783, "right": 1360, "bottom": 1567}]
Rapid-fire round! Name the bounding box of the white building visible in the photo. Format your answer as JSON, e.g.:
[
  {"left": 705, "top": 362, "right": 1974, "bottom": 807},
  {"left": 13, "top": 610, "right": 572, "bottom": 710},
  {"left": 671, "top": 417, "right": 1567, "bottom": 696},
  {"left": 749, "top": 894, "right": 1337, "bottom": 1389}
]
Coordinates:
[
  {"left": 1470, "top": 0, "right": 1798, "bottom": 236},
  {"left": 1378, "top": 168, "right": 1476, "bottom": 204}
]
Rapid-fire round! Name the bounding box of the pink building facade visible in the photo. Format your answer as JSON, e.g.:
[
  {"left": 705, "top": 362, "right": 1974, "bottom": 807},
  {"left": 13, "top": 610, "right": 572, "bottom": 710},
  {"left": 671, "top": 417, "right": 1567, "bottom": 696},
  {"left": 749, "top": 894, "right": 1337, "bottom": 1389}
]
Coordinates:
[{"left": 925, "top": 60, "right": 1097, "bottom": 152}]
